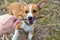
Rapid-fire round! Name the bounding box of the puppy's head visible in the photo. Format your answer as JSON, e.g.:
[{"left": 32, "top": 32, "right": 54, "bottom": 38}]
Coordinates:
[
  {"left": 8, "top": 0, "right": 46, "bottom": 25},
  {"left": 22, "top": 0, "right": 46, "bottom": 25}
]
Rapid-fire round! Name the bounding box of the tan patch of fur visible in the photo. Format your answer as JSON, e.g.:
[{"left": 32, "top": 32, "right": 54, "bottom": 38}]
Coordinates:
[
  {"left": 8, "top": 2, "right": 24, "bottom": 30},
  {"left": 15, "top": 23, "right": 22, "bottom": 30},
  {"left": 8, "top": 2, "right": 23, "bottom": 18}
]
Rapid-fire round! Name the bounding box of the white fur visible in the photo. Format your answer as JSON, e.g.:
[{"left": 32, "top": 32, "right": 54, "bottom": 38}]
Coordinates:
[
  {"left": 27, "top": 5, "right": 33, "bottom": 18},
  {"left": 20, "top": 21, "right": 34, "bottom": 32},
  {"left": 28, "top": 32, "right": 33, "bottom": 40},
  {"left": 29, "top": 5, "right": 32, "bottom": 13},
  {"left": 12, "top": 30, "right": 19, "bottom": 40}
]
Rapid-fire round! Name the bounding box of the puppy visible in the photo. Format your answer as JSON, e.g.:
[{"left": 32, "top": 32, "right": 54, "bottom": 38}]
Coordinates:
[{"left": 8, "top": 0, "right": 46, "bottom": 40}]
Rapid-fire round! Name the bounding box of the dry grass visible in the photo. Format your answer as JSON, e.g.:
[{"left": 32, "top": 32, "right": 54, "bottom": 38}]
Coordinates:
[{"left": 0, "top": 0, "right": 60, "bottom": 40}]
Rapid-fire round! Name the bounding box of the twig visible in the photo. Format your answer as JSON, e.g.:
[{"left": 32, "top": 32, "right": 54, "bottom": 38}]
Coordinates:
[{"left": 47, "top": 23, "right": 60, "bottom": 26}]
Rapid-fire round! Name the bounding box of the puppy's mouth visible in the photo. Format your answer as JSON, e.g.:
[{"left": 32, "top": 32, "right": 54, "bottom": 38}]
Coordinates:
[{"left": 28, "top": 17, "right": 35, "bottom": 24}]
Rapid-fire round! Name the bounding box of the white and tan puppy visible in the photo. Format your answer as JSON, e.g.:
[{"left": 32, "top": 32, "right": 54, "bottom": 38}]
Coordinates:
[{"left": 8, "top": 0, "right": 46, "bottom": 40}]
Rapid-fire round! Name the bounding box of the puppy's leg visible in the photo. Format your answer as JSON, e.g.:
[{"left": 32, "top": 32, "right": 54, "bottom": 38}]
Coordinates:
[
  {"left": 12, "top": 23, "right": 21, "bottom": 40},
  {"left": 28, "top": 31, "right": 34, "bottom": 40},
  {"left": 2, "top": 34, "right": 5, "bottom": 40},
  {"left": 23, "top": 35, "right": 27, "bottom": 40},
  {"left": 12, "top": 30, "right": 19, "bottom": 40}
]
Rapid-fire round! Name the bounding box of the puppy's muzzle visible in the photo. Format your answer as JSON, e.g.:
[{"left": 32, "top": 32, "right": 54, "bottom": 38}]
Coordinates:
[{"left": 28, "top": 16, "right": 35, "bottom": 24}]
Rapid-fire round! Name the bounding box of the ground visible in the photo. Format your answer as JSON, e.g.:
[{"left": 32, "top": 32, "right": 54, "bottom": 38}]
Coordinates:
[{"left": 0, "top": 0, "right": 60, "bottom": 40}]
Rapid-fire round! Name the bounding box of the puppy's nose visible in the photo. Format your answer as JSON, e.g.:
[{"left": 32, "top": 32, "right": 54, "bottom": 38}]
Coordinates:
[{"left": 28, "top": 16, "right": 33, "bottom": 20}]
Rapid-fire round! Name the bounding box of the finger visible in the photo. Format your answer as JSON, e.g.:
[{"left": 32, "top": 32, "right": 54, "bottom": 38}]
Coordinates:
[
  {"left": 13, "top": 20, "right": 21, "bottom": 29},
  {"left": 9, "top": 16, "right": 17, "bottom": 21},
  {"left": 3, "top": 16, "right": 17, "bottom": 24}
]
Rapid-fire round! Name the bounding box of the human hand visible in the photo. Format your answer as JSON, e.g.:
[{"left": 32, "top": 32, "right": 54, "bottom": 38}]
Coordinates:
[{"left": 0, "top": 14, "right": 20, "bottom": 35}]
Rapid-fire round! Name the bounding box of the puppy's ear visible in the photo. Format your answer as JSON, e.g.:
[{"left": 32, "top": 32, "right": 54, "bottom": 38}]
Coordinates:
[{"left": 37, "top": 0, "right": 46, "bottom": 9}]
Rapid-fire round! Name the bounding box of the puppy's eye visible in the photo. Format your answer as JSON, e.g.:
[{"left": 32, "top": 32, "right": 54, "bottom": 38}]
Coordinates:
[
  {"left": 25, "top": 11, "right": 29, "bottom": 13},
  {"left": 33, "top": 10, "right": 37, "bottom": 13}
]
